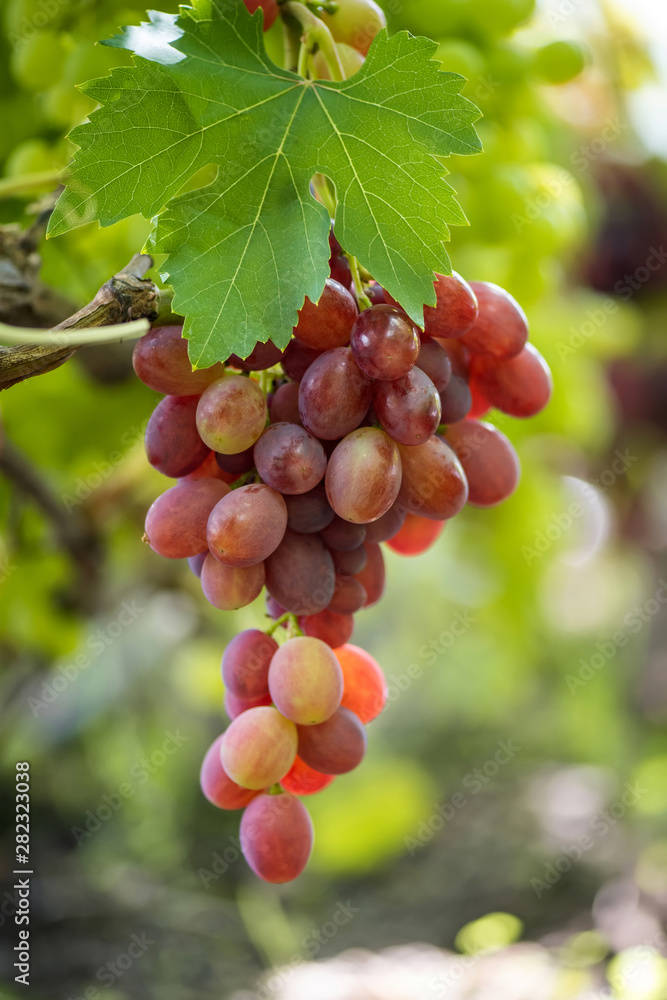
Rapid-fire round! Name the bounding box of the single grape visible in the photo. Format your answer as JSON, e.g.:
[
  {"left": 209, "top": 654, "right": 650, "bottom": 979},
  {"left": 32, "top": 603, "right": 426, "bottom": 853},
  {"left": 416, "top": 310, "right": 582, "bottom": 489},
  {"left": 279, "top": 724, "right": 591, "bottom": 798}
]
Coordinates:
[
  {"left": 200, "top": 553, "right": 265, "bottom": 610},
  {"left": 534, "top": 40, "right": 586, "bottom": 85},
  {"left": 224, "top": 689, "right": 273, "bottom": 720},
  {"left": 320, "top": 516, "right": 366, "bottom": 552},
  {"left": 253, "top": 423, "right": 327, "bottom": 495},
  {"left": 438, "top": 375, "right": 473, "bottom": 424},
  {"left": 222, "top": 629, "right": 278, "bottom": 701},
  {"left": 319, "top": 0, "right": 386, "bottom": 55},
  {"left": 243, "top": 0, "right": 278, "bottom": 30},
  {"left": 366, "top": 281, "right": 386, "bottom": 305},
  {"left": 469, "top": 344, "right": 553, "bottom": 417},
  {"left": 335, "top": 644, "right": 387, "bottom": 723},
  {"left": 443, "top": 419, "right": 521, "bottom": 507},
  {"left": 325, "top": 427, "right": 402, "bottom": 522},
  {"left": 265, "top": 530, "right": 336, "bottom": 615},
  {"left": 459, "top": 282, "right": 529, "bottom": 359},
  {"left": 299, "top": 609, "right": 355, "bottom": 648},
  {"left": 281, "top": 338, "right": 322, "bottom": 381},
  {"left": 298, "top": 348, "right": 373, "bottom": 440},
  {"left": 188, "top": 552, "right": 208, "bottom": 578},
  {"left": 468, "top": 379, "right": 491, "bottom": 419},
  {"left": 145, "top": 395, "right": 210, "bottom": 478},
  {"left": 424, "top": 272, "right": 479, "bottom": 339},
  {"left": 280, "top": 756, "right": 335, "bottom": 795},
  {"left": 268, "top": 636, "right": 344, "bottom": 725},
  {"left": 396, "top": 437, "right": 468, "bottom": 520},
  {"left": 415, "top": 337, "right": 452, "bottom": 391},
  {"left": 228, "top": 340, "right": 285, "bottom": 371},
  {"left": 215, "top": 447, "right": 255, "bottom": 476},
  {"left": 328, "top": 575, "right": 367, "bottom": 614},
  {"left": 387, "top": 513, "right": 446, "bottom": 556},
  {"left": 363, "top": 503, "right": 406, "bottom": 544},
  {"left": 329, "top": 253, "right": 353, "bottom": 291},
  {"left": 144, "top": 480, "right": 229, "bottom": 558},
  {"left": 437, "top": 338, "right": 472, "bottom": 379},
  {"left": 294, "top": 278, "right": 358, "bottom": 351},
  {"left": 284, "top": 485, "right": 335, "bottom": 534},
  {"left": 240, "top": 792, "right": 313, "bottom": 883},
  {"left": 133, "top": 326, "right": 225, "bottom": 395},
  {"left": 197, "top": 376, "right": 267, "bottom": 454},
  {"left": 374, "top": 368, "right": 442, "bottom": 446},
  {"left": 200, "top": 735, "right": 260, "bottom": 810},
  {"left": 221, "top": 706, "right": 297, "bottom": 789},
  {"left": 353, "top": 541, "right": 385, "bottom": 606},
  {"left": 312, "top": 40, "right": 365, "bottom": 79},
  {"left": 269, "top": 382, "right": 302, "bottom": 425},
  {"left": 185, "top": 451, "right": 237, "bottom": 484},
  {"left": 350, "top": 305, "right": 420, "bottom": 381},
  {"left": 207, "top": 484, "right": 287, "bottom": 567},
  {"left": 330, "top": 545, "right": 368, "bottom": 576},
  {"left": 297, "top": 707, "right": 367, "bottom": 774}
]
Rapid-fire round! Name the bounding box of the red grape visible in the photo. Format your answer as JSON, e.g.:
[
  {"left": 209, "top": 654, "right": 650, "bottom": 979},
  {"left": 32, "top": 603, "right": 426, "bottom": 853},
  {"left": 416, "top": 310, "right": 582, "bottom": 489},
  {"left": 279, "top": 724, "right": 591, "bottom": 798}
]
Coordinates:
[
  {"left": 132, "top": 326, "right": 225, "bottom": 396},
  {"left": 335, "top": 644, "right": 387, "bottom": 723},
  {"left": 145, "top": 395, "right": 209, "bottom": 478},
  {"left": 280, "top": 756, "right": 334, "bottom": 795},
  {"left": 253, "top": 422, "right": 327, "bottom": 495},
  {"left": 459, "top": 281, "right": 528, "bottom": 359},
  {"left": 240, "top": 792, "right": 313, "bottom": 883},
  {"left": 415, "top": 337, "right": 452, "bottom": 391},
  {"left": 268, "top": 636, "right": 344, "bottom": 725},
  {"left": 329, "top": 253, "right": 353, "bottom": 291},
  {"left": 320, "top": 516, "right": 366, "bottom": 552},
  {"left": 328, "top": 575, "right": 367, "bottom": 614},
  {"left": 325, "top": 427, "right": 402, "bottom": 523},
  {"left": 387, "top": 512, "right": 446, "bottom": 556},
  {"left": 297, "top": 707, "right": 367, "bottom": 774},
  {"left": 281, "top": 338, "right": 322, "bottom": 381},
  {"left": 443, "top": 419, "right": 521, "bottom": 507},
  {"left": 363, "top": 503, "right": 406, "bottom": 543},
  {"left": 350, "top": 305, "right": 420, "bottom": 381},
  {"left": 330, "top": 545, "right": 368, "bottom": 576},
  {"left": 423, "top": 272, "right": 479, "bottom": 339},
  {"left": 200, "top": 552, "right": 265, "bottom": 610},
  {"left": 299, "top": 348, "right": 373, "bottom": 440},
  {"left": 221, "top": 629, "right": 278, "bottom": 701},
  {"left": 396, "top": 437, "right": 468, "bottom": 520},
  {"left": 468, "top": 379, "right": 491, "bottom": 419},
  {"left": 196, "top": 375, "right": 267, "bottom": 454},
  {"left": 284, "top": 485, "right": 335, "bottom": 534},
  {"left": 439, "top": 374, "right": 472, "bottom": 424},
  {"left": 185, "top": 450, "right": 237, "bottom": 484},
  {"left": 221, "top": 706, "right": 297, "bottom": 789},
  {"left": 269, "top": 382, "right": 301, "bottom": 425},
  {"left": 214, "top": 447, "right": 255, "bottom": 476},
  {"left": 224, "top": 689, "right": 273, "bottom": 720},
  {"left": 353, "top": 541, "right": 385, "bottom": 606},
  {"left": 294, "top": 278, "right": 357, "bottom": 351},
  {"left": 265, "top": 530, "right": 335, "bottom": 615},
  {"left": 188, "top": 551, "right": 207, "bottom": 577},
  {"left": 228, "top": 339, "right": 284, "bottom": 371},
  {"left": 374, "top": 368, "right": 442, "bottom": 446},
  {"left": 207, "top": 484, "right": 287, "bottom": 567},
  {"left": 200, "top": 735, "right": 260, "bottom": 810},
  {"left": 144, "top": 479, "right": 229, "bottom": 559},
  {"left": 469, "top": 344, "right": 553, "bottom": 418},
  {"left": 437, "top": 338, "right": 471, "bottom": 379},
  {"left": 243, "top": 0, "right": 278, "bottom": 30},
  {"left": 299, "top": 608, "right": 355, "bottom": 648}
]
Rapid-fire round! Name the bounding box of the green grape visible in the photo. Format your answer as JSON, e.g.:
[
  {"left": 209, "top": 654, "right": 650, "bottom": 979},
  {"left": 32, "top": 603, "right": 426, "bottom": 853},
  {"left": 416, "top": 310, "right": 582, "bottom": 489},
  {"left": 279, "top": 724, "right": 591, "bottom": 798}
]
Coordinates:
[
  {"left": 469, "top": 0, "right": 535, "bottom": 37},
  {"left": 10, "top": 30, "right": 67, "bottom": 91},
  {"left": 40, "top": 83, "right": 94, "bottom": 128},
  {"left": 380, "top": 0, "right": 467, "bottom": 37},
  {"left": 432, "top": 38, "right": 486, "bottom": 85},
  {"left": 3, "top": 0, "right": 58, "bottom": 41},
  {"left": 63, "top": 42, "right": 126, "bottom": 87},
  {"left": 486, "top": 44, "right": 531, "bottom": 87},
  {"left": 534, "top": 40, "right": 587, "bottom": 85},
  {"left": 4, "top": 137, "right": 56, "bottom": 176}
]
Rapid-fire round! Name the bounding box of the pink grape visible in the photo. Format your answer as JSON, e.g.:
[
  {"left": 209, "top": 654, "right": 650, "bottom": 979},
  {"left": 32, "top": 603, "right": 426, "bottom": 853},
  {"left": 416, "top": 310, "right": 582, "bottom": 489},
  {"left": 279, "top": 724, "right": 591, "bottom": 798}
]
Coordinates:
[
  {"left": 253, "top": 423, "right": 327, "bottom": 495},
  {"left": 265, "top": 530, "right": 335, "bottom": 615},
  {"left": 373, "top": 368, "right": 442, "bottom": 446},
  {"left": 325, "top": 427, "right": 402, "bottom": 523},
  {"left": 269, "top": 382, "right": 301, "bottom": 424},
  {"left": 207, "top": 485, "right": 287, "bottom": 567},
  {"left": 240, "top": 792, "right": 313, "bottom": 883},
  {"left": 443, "top": 419, "right": 521, "bottom": 507},
  {"left": 268, "top": 636, "right": 344, "bottom": 725},
  {"left": 144, "top": 479, "right": 229, "bottom": 558},
  {"left": 220, "top": 706, "right": 297, "bottom": 789},
  {"left": 421, "top": 272, "right": 479, "bottom": 339},
  {"left": 298, "top": 348, "right": 373, "bottom": 440},
  {"left": 297, "top": 707, "right": 367, "bottom": 774},
  {"left": 200, "top": 552, "right": 265, "bottom": 610},
  {"left": 200, "top": 734, "right": 260, "bottom": 810},
  {"left": 354, "top": 541, "right": 385, "bottom": 606},
  {"left": 132, "top": 325, "right": 225, "bottom": 395},
  {"left": 387, "top": 512, "right": 446, "bottom": 556},
  {"left": 469, "top": 344, "right": 553, "bottom": 418},
  {"left": 350, "top": 305, "right": 420, "bottom": 381},
  {"left": 396, "top": 437, "right": 468, "bottom": 520},
  {"left": 224, "top": 690, "right": 272, "bottom": 720},
  {"left": 145, "top": 395, "right": 210, "bottom": 478},
  {"left": 335, "top": 644, "right": 388, "bottom": 723},
  {"left": 280, "top": 756, "right": 334, "bottom": 795},
  {"left": 299, "top": 608, "right": 354, "bottom": 648},
  {"left": 196, "top": 375, "right": 267, "bottom": 454},
  {"left": 459, "top": 281, "right": 529, "bottom": 359},
  {"left": 294, "top": 278, "right": 358, "bottom": 351},
  {"left": 221, "top": 629, "right": 278, "bottom": 700}
]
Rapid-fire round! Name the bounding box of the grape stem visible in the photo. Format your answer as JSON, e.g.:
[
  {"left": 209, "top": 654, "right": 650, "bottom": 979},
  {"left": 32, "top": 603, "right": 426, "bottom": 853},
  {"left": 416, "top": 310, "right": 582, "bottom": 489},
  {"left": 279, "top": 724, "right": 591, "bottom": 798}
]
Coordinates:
[
  {"left": 347, "top": 254, "right": 373, "bottom": 310},
  {"left": 282, "top": 1, "right": 345, "bottom": 81},
  {"left": 266, "top": 611, "right": 304, "bottom": 638}
]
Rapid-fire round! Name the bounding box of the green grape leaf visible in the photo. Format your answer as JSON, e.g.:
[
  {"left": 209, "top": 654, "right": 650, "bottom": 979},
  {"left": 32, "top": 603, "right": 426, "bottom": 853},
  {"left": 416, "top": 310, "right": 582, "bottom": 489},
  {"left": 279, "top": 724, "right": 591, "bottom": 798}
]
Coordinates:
[{"left": 48, "top": 1, "right": 481, "bottom": 367}]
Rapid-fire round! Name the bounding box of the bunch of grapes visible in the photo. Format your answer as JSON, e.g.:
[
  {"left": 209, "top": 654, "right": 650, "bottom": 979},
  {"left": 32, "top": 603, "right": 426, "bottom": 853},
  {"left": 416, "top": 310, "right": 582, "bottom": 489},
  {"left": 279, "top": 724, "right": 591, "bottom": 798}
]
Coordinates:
[{"left": 133, "top": 241, "right": 552, "bottom": 883}]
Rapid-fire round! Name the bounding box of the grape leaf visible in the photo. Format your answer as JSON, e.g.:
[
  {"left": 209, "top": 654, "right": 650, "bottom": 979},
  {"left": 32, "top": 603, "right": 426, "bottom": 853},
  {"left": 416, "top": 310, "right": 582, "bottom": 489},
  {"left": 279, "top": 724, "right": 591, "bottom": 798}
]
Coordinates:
[{"left": 47, "top": 0, "right": 481, "bottom": 367}]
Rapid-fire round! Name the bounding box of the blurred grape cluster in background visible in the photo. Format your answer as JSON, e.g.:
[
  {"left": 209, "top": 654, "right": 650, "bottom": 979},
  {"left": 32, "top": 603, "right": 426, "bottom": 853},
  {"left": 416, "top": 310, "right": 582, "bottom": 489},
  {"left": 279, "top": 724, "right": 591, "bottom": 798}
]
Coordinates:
[{"left": 2, "top": 0, "right": 667, "bottom": 997}]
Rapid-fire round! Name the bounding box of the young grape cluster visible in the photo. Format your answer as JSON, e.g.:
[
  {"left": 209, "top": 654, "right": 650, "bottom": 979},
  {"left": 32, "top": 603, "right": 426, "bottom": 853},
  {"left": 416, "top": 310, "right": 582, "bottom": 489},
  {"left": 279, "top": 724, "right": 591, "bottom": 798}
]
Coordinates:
[{"left": 133, "top": 241, "right": 552, "bottom": 883}]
